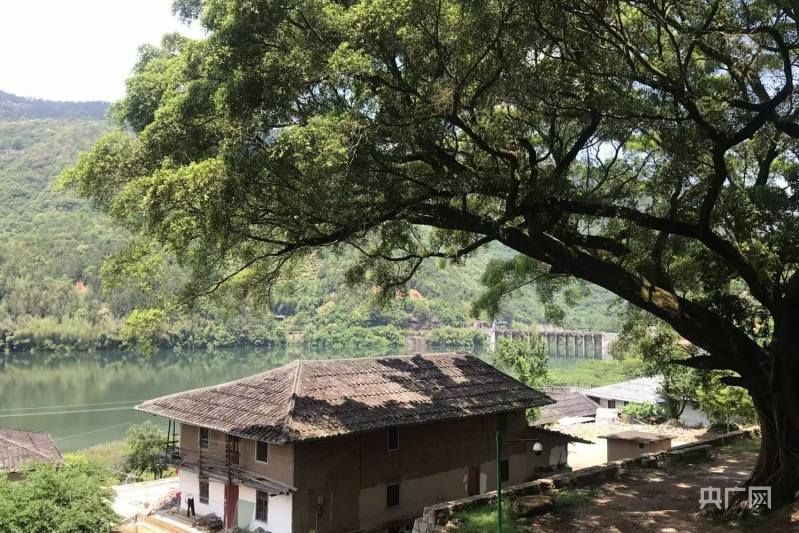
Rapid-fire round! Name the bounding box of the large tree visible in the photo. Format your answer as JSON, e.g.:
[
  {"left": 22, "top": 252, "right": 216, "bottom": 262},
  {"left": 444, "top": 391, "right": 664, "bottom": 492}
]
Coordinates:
[{"left": 65, "top": 0, "right": 799, "bottom": 506}]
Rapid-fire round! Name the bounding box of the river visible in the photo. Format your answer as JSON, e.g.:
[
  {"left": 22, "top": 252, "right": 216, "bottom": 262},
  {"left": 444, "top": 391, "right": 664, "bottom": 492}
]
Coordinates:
[{"left": 0, "top": 346, "right": 584, "bottom": 451}]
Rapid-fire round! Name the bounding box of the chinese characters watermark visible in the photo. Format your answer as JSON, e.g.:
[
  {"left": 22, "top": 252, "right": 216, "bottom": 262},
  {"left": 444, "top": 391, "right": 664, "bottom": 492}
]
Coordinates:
[{"left": 699, "top": 486, "right": 771, "bottom": 510}]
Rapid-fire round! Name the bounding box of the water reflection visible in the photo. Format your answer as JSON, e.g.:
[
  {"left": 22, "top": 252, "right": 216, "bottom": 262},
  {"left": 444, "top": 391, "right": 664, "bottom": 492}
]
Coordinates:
[
  {"left": 0, "top": 345, "right": 576, "bottom": 451},
  {"left": 0, "top": 345, "right": 448, "bottom": 450}
]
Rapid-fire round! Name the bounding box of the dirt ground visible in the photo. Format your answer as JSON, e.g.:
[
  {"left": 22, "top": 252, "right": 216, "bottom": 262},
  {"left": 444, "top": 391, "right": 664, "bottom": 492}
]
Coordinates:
[
  {"left": 526, "top": 445, "right": 799, "bottom": 532},
  {"left": 562, "top": 420, "right": 725, "bottom": 470}
]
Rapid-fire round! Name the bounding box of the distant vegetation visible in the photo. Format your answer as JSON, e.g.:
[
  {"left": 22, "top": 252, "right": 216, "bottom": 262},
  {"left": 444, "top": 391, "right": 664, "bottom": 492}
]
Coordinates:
[
  {"left": 0, "top": 91, "right": 107, "bottom": 121},
  {"left": 0, "top": 92, "right": 623, "bottom": 354}
]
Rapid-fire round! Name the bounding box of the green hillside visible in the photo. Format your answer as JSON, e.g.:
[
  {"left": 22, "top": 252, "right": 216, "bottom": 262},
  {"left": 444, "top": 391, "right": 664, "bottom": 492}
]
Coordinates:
[{"left": 0, "top": 93, "right": 623, "bottom": 353}]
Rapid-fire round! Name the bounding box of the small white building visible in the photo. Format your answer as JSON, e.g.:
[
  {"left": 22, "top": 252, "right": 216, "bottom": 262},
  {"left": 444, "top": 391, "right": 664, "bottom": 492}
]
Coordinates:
[{"left": 583, "top": 376, "right": 710, "bottom": 428}]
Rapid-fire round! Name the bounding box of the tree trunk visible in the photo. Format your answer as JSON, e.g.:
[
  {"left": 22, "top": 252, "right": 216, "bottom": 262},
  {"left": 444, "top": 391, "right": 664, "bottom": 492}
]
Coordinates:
[{"left": 748, "top": 314, "right": 799, "bottom": 507}]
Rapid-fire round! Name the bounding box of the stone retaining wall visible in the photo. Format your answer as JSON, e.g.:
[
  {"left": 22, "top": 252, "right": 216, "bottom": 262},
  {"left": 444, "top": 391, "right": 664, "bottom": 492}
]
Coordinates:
[{"left": 411, "top": 429, "right": 755, "bottom": 533}]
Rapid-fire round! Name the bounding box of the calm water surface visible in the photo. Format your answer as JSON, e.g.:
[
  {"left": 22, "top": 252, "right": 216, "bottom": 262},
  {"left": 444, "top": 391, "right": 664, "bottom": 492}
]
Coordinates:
[{"left": 0, "top": 346, "right": 580, "bottom": 451}]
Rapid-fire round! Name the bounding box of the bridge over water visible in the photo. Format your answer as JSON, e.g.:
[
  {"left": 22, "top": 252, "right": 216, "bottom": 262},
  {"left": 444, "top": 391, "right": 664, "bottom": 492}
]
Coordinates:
[{"left": 487, "top": 327, "right": 617, "bottom": 360}]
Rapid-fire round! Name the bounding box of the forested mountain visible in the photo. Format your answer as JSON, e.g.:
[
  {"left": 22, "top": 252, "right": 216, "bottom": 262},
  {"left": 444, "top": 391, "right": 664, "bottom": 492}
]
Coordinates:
[
  {"left": 0, "top": 91, "right": 107, "bottom": 121},
  {"left": 0, "top": 92, "right": 622, "bottom": 353}
]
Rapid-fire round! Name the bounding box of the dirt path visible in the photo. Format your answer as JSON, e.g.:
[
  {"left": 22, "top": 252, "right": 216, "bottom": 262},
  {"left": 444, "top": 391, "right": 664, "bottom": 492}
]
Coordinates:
[{"left": 526, "top": 447, "right": 798, "bottom": 532}]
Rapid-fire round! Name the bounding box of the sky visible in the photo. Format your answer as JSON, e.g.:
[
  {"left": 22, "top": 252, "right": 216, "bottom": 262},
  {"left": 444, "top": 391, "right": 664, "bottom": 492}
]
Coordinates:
[{"left": 0, "top": 0, "right": 203, "bottom": 103}]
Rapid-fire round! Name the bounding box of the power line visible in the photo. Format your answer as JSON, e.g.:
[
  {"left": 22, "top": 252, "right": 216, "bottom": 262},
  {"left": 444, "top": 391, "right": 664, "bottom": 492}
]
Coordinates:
[
  {"left": 54, "top": 421, "right": 135, "bottom": 441},
  {"left": 0, "top": 399, "right": 146, "bottom": 413},
  {"left": 0, "top": 405, "right": 140, "bottom": 418}
]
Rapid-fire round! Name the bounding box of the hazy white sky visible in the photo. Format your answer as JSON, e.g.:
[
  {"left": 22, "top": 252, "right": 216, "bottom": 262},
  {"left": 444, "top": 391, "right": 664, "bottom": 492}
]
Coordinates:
[{"left": 0, "top": 0, "right": 203, "bottom": 102}]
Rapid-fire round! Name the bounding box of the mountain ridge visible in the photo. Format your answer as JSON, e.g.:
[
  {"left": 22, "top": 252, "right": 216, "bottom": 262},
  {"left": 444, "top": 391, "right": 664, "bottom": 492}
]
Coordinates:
[{"left": 0, "top": 90, "right": 109, "bottom": 121}]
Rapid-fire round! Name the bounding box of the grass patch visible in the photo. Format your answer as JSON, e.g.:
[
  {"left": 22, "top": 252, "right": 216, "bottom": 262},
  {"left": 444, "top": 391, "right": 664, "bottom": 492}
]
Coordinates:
[
  {"left": 69, "top": 441, "right": 126, "bottom": 473},
  {"left": 553, "top": 488, "right": 592, "bottom": 509},
  {"left": 548, "top": 358, "right": 643, "bottom": 387},
  {"left": 721, "top": 438, "right": 760, "bottom": 455},
  {"left": 453, "top": 500, "right": 524, "bottom": 533}
]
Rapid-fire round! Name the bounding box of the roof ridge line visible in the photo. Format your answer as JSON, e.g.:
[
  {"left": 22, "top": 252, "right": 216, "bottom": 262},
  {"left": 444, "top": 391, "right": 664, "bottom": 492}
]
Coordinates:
[
  {"left": 281, "top": 359, "right": 304, "bottom": 442},
  {"left": 135, "top": 359, "right": 302, "bottom": 410}
]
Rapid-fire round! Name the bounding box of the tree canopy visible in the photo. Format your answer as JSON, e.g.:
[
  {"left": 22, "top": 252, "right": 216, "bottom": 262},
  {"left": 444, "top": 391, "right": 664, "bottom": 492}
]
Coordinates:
[
  {"left": 0, "top": 458, "right": 117, "bottom": 533},
  {"left": 64, "top": 0, "right": 799, "bottom": 506}
]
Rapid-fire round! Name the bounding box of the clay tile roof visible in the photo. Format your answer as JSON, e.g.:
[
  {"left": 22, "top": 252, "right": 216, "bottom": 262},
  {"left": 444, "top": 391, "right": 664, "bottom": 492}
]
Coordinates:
[
  {"left": 137, "top": 352, "right": 553, "bottom": 443},
  {"left": 582, "top": 376, "right": 664, "bottom": 404},
  {"left": 535, "top": 387, "right": 598, "bottom": 425},
  {"left": 0, "top": 427, "right": 63, "bottom": 473}
]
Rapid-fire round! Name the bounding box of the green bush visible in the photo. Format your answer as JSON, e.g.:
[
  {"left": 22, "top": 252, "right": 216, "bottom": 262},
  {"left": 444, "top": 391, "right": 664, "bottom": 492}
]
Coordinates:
[
  {"left": 426, "top": 327, "right": 486, "bottom": 347},
  {"left": 123, "top": 422, "right": 168, "bottom": 479},
  {"left": 0, "top": 457, "right": 118, "bottom": 532},
  {"left": 620, "top": 402, "right": 668, "bottom": 423},
  {"left": 303, "top": 324, "right": 405, "bottom": 350}
]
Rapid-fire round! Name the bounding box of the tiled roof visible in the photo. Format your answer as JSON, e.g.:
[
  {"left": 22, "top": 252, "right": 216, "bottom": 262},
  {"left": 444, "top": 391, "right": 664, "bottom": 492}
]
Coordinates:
[
  {"left": 535, "top": 387, "right": 598, "bottom": 425},
  {"left": 137, "top": 352, "right": 553, "bottom": 443},
  {"left": 582, "top": 376, "right": 663, "bottom": 404},
  {"left": 0, "top": 427, "right": 63, "bottom": 473}
]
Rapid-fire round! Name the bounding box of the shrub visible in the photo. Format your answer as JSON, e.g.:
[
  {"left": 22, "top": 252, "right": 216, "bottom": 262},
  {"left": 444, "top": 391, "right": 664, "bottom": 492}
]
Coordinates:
[
  {"left": 0, "top": 457, "right": 118, "bottom": 532},
  {"left": 620, "top": 402, "right": 669, "bottom": 423},
  {"left": 425, "top": 326, "right": 486, "bottom": 346}
]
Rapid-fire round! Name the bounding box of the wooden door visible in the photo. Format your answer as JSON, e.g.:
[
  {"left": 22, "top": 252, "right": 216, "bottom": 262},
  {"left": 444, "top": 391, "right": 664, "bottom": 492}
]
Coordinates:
[
  {"left": 467, "top": 466, "right": 480, "bottom": 496},
  {"left": 226, "top": 434, "right": 240, "bottom": 465}
]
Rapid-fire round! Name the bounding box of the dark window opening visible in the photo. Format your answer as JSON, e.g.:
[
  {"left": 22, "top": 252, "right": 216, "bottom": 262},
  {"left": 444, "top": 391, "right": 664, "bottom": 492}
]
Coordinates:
[
  {"left": 386, "top": 482, "right": 400, "bottom": 507},
  {"left": 607, "top": 400, "right": 616, "bottom": 409},
  {"left": 500, "top": 459, "right": 509, "bottom": 482},
  {"left": 199, "top": 427, "right": 209, "bottom": 449},
  {"left": 497, "top": 413, "right": 508, "bottom": 432},
  {"left": 256, "top": 440, "right": 269, "bottom": 463},
  {"left": 639, "top": 442, "right": 645, "bottom": 449},
  {"left": 255, "top": 490, "right": 269, "bottom": 522},
  {"left": 387, "top": 427, "right": 399, "bottom": 451},
  {"left": 199, "top": 477, "right": 209, "bottom": 504}
]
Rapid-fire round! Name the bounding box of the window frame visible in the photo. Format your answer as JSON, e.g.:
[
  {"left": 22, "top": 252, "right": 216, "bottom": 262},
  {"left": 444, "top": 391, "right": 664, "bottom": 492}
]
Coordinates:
[
  {"left": 500, "top": 459, "right": 510, "bottom": 482},
  {"left": 255, "top": 490, "right": 269, "bottom": 522},
  {"left": 199, "top": 427, "right": 210, "bottom": 449},
  {"left": 255, "top": 440, "right": 269, "bottom": 464},
  {"left": 387, "top": 427, "right": 399, "bottom": 452},
  {"left": 607, "top": 400, "right": 617, "bottom": 409},
  {"left": 386, "top": 481, "right": 400, "bottom": 507},
  {"left": 199, "top": 477, "right": 209, "bottom": 504}
]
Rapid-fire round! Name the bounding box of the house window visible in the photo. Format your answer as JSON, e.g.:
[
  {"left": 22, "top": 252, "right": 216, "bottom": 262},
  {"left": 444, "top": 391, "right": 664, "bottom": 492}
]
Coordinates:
[
  {"left": 199, "top": 427, "right": 210, "bottom": 449},
  {"left": 497, "top": 413, "right": 508, "bottom": 432},
  {"left": 607, "top": 400, "right": 616, "bottom": 409},
  {"left": 255, "top": 490, "right": 269, "bottom": 522},
  {"left": 199, "top": 477, "right": 209, "bottom": 504},
  {"left": 386, "top": 482, "right": 400, "bottom": 507},
  {"left": 256, "top": 441, "right": 269, "bottom": 463},
  {"left": 500, "top": 459, "right": 509, "bottom": 482},
  {"left": 387, "top": 427, "right": 399, "bottom": 451}
]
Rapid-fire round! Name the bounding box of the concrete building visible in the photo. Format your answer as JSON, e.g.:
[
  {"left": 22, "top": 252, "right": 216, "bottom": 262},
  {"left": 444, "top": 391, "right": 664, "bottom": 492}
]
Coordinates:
[
  {"left": 137, "top": 352, "right": 584, "bottom": 532},
  {"left": 583, "top": 376, "right": 710, "bottom": 427},
  {"left": 0, "top": 427, "right": 63, "bottom": 481},
  {"left": 600, "top": 431, "right": 673, "bottom": 461}
]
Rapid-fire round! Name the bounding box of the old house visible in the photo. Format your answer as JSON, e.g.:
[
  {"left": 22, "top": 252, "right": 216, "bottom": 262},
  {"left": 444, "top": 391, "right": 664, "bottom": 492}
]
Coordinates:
[
  {"left": 0, "top": 427, "right": 63, "bottom": 481},
  {"left": 137, "top": 352, "right": 581, "bottom": 532},
  {"left": 583, "top": 376, "right": 710, "bottom": 427},
  {"left": 535, "top": 387, "right": 598, "bottom": 427}
]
